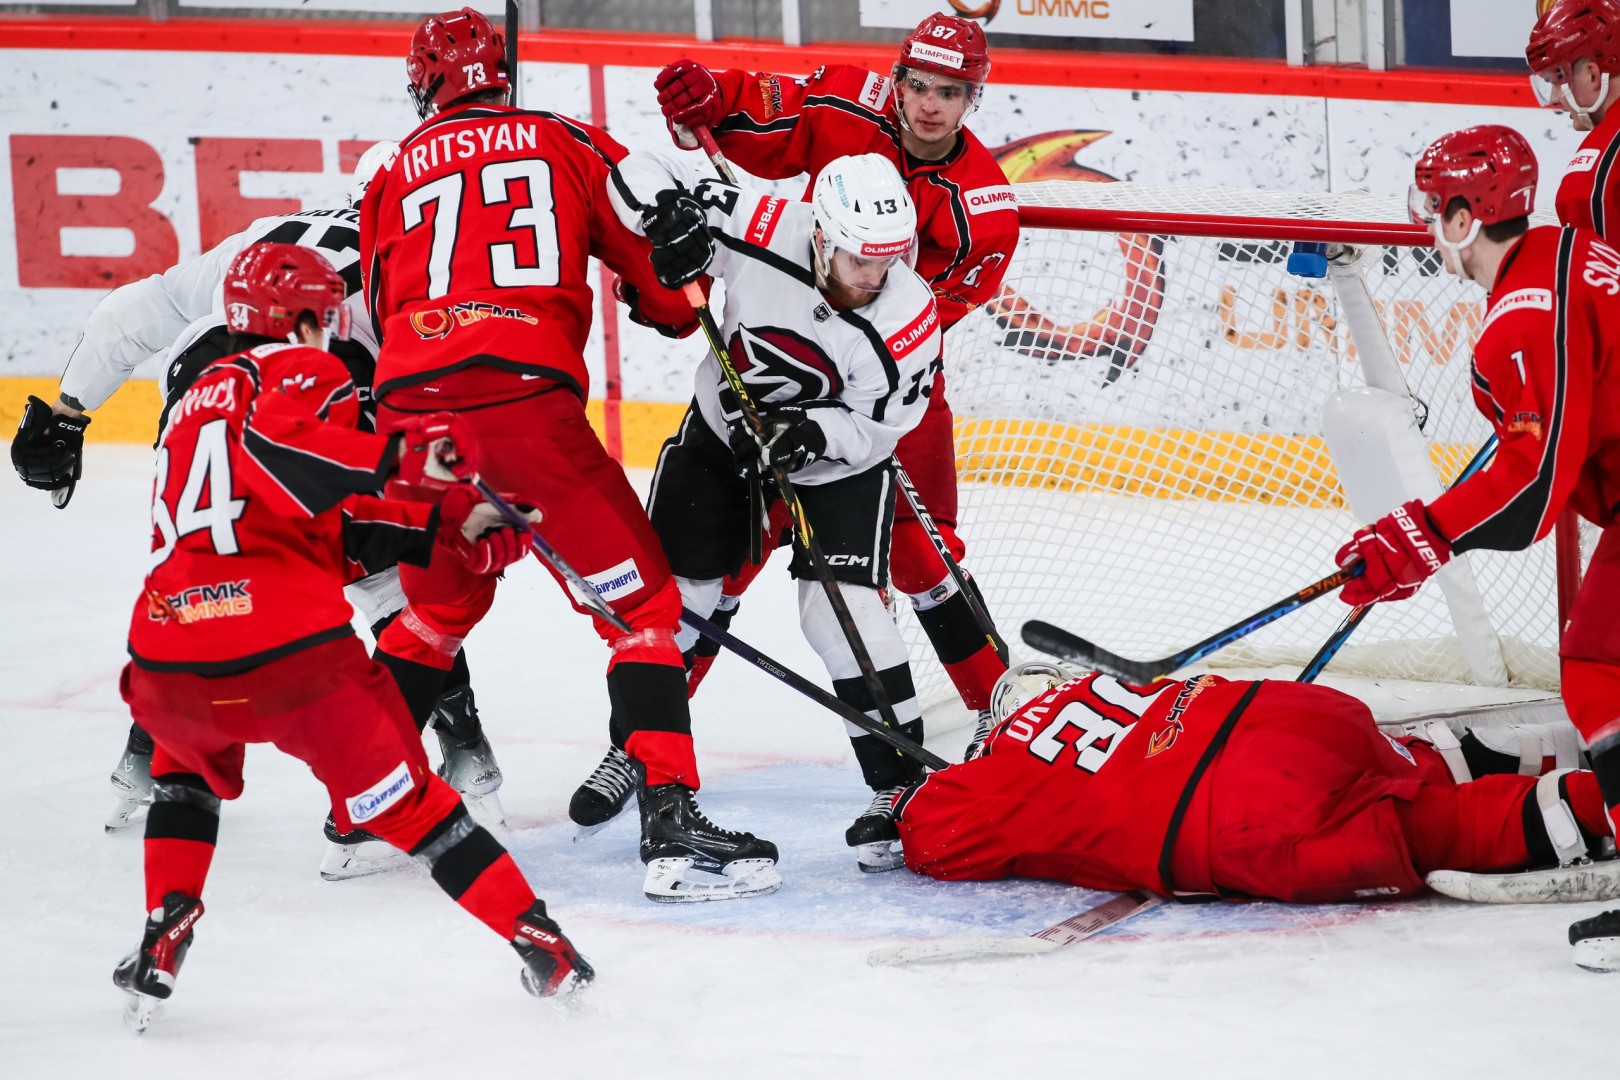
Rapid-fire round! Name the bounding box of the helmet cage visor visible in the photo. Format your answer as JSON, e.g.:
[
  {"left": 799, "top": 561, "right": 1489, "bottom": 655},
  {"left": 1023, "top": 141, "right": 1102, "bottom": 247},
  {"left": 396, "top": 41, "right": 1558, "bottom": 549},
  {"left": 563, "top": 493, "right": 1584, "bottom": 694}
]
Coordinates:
[{"left": 1408, "top": 184, "right": 1444, "bottom": 226}]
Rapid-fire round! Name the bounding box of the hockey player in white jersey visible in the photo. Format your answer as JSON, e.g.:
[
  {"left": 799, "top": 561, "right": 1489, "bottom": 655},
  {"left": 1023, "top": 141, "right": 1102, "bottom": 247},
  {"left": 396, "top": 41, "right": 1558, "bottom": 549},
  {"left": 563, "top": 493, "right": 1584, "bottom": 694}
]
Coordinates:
[
  {"left": 9, "top": 145, "right": 506, "bottom": 857},
  {"left": 608, "top": 150, "right": 943, "bottom": 874}
]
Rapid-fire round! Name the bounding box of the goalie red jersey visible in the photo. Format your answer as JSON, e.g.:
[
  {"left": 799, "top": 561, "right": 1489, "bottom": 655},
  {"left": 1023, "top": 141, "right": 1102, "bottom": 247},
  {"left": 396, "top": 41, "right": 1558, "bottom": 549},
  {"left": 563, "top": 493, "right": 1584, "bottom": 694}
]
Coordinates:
[
  {"left": 1425, "top": 225, "right": 1620, "bottom": 549},
  {"left": 128, "top": 344, "right": 433, "bottom": 674},
  {"left": 704, "top": 64, "right": 1018, "bottom": 330},
  {"left": 360, "top": 104, "right": 693, "bottom": 402},
  {"left": 895, "top": 672, "right": 1612, "bottom": 903}
]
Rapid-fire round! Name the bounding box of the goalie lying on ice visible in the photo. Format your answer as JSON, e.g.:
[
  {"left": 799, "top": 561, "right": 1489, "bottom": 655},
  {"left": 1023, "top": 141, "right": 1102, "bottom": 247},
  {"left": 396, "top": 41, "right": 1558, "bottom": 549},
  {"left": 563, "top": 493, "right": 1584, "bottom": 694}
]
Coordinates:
[{"left": 887, "top": 664, "right": 1617, "bottom": 909}]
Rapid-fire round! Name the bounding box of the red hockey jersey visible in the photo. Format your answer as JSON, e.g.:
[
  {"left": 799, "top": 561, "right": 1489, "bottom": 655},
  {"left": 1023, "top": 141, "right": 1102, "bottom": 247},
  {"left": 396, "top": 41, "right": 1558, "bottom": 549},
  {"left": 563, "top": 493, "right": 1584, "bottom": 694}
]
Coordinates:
[
  {"left": 1426, "top": 226, "right": 1620, "bottom": 549},
  {"left": 1555, "top": 106, "right": 1620, "bottom": 238},
  {"left": 361, "top": 104, "right": 697, "bottom": 404},
  {"left": 704, "top": 64, "right": 1019, "bottom": 331},
  {"left": 128, "top": 344, "right": 436, "bottom": 674}
]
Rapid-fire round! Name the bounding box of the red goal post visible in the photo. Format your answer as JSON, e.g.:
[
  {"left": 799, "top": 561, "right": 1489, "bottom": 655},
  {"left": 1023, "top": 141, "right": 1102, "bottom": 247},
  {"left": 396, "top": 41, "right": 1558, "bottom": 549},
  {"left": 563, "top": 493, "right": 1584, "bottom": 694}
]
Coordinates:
[{"left": 902, "top": 180, "right": 1584, "bottom": 716}]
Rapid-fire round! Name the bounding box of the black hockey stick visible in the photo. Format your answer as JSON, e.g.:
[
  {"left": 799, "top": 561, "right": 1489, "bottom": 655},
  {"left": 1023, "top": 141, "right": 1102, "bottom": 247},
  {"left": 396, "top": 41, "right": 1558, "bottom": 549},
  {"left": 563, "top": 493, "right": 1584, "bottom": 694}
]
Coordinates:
[
  {"left": 892, "top": 460, "right": 1008, "bottom": 660},
  {"left": 1295, "top": 434, "right": 1498, "bottom": 684},
  {"left": 681, "top": 607, "right": 947, "bottom": 770},
  {"left": 504, "top": 0, "right": 520, "bottom": 109},
  {"left": 470, "top": 477, "right": 632, "bottom": 634},
  {"left": 1023, "top": 564, "right": 1363, "bottom": 683},
  {"left": 680, "top": 284, "right": 906, "bottom": 738}
]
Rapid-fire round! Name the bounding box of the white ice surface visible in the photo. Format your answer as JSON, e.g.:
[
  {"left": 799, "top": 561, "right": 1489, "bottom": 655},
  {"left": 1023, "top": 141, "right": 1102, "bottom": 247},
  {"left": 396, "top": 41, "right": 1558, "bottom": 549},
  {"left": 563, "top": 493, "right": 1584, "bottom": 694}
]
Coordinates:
[{"left": 1, "top": 446, "right": 1610, "bottom": 1079}]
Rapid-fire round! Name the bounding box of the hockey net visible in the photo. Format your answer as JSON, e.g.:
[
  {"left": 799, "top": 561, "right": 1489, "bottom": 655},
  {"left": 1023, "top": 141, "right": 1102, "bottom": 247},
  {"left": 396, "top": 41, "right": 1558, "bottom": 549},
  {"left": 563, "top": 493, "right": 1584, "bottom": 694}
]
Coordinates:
[{"left": 903, "top": 180, "right": 1589, "bottom": 714}]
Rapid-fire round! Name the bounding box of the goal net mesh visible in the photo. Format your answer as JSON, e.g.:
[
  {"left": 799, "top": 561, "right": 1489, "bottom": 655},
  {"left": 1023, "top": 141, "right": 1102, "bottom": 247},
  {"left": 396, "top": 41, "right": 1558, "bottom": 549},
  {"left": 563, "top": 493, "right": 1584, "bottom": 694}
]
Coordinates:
[{"left": 903, "top": 180, "right": 1580, "bottom": 715}]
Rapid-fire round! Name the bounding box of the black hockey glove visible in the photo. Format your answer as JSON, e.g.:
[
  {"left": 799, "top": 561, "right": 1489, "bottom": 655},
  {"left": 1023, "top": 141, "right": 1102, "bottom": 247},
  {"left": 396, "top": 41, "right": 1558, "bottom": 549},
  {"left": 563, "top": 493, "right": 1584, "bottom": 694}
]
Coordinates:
[
  {"left": 760, "top": 407, "right": 827, "bottom": 474},
  {"left": 11, "top": 395, "right": 90, "bottom": 509},
  {"left": 641, "top": 189, "right": 713, "bottom": 289}
]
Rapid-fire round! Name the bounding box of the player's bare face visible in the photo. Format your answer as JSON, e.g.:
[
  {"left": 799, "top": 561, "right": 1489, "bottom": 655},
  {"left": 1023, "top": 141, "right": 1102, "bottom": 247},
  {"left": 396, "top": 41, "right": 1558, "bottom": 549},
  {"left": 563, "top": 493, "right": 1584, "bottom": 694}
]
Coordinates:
[
  {"left": 899, "top": 73, "right": 972, "bottom": 158},
  {"left": 821, "top": 249, "right": 894, "bottom": 309}
]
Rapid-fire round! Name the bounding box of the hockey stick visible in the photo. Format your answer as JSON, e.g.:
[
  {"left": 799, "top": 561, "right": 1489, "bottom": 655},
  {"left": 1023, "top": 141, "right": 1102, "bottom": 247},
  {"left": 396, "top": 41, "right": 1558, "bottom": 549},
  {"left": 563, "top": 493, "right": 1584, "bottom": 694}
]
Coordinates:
[
  {"left": 892, "top": 461, "right": 1008, "bottom": 661},
  {"left": 1023, "top": 565, "right": 1362, "bottom": 683},
  {"left": 1296, "top": 435, "right": 1498, "bottom": 684},
  {"left": 680, "top": 607, "right": 948, "bottom": 770},
  {"left": 680, "top": 283, "right": 906, "bottom": 737},
  {"left": 690, "top": 124, "right": 739, "bottom": 186},
  {"left": 866, "top": 889, "right": 1164, "bottom": 967},
  {"left": 504, "top": 1, "right": 520, "bottom": 109},
  {"left": 469, "top": 477, "right": 632, "bottom": 634}
]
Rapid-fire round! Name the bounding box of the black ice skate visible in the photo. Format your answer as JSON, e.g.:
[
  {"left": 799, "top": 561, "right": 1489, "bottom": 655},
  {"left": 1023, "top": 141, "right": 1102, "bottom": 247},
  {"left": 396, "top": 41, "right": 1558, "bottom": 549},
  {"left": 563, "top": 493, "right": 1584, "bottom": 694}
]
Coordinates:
[
  {"left": 318, "top": 811, "right": 403, "bottom": 881},
  {"left": 512, "top": 901, "right": 595, "bottom": 998},
  {"left": 846, "top": 787, "right": 905, "bottom": 873},
  {"left": 112, "top": 891, "right": 203, "bottom": 1033},
  {"left": 569, "top": 745, "right": 639, "bottom": 840},
  {"left": 963, "top": 709, "right": 994, "bottom": 763},
  {"left": 638, "top": 782, "right": 780, "bottom": 902},
  {"left": 105, "top": 727, "right": 154, "bottom": 832},
  {"left": 432, "top": 686, "right": 506, "bottom": 830},
  {"left": 1571, "top": 908, "right": 1620, "bottom": 973}
]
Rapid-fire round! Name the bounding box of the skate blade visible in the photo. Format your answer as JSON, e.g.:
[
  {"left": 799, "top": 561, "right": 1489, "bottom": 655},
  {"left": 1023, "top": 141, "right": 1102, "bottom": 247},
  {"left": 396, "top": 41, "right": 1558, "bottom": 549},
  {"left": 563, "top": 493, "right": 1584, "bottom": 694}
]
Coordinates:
[
  {"left": 104, "top": 800, "right": 149, "bottom": 833},
  {"left": 855, "top": 840, "right": 905, "bottom": 874},
  {"left": 1573, "top": 936, "right": 1620, "bottom": 973},
  {"left": 642, "top": 857, "right": 782, "bottom": 903},
  {"left": 1427, "top": 862, "right": 1620, "bottom": 904},
  {"left": 570, "top": 793, "right": 636, "bottom": 843},
  {"left": 319, "top": 839, "right": 406, "bottom": 882},
  {"left": 122, "top": 992, "right": 160, "bottom": 1033},
  {"left": 463, "top": 790, "right": 507, "bottom": 833}
]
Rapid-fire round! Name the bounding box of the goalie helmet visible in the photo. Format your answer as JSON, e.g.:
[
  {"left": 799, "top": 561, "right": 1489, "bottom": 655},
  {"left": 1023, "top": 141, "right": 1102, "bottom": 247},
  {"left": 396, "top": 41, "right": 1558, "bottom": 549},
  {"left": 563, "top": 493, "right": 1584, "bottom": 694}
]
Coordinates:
[
  {"left": 407, "top": 7, "right": 510, "bottom": 120},
  {"left": 1527, "top": 1, "right": 1620, "bottom": 101},
  {"left": 1409, "top": 125, "right": 1538, "bottom": 228},
  {"left": 989, "top": 661, "right": 1078, "bottom": 726},
  {"left": 347, "top": 140, "right": 399, "bottom": 209},
  {"left": 223, "top": 243, "right": 349, "bottom": 346},
  {"left": 810, "top": 154, "right": 917, "bottom": 294}
]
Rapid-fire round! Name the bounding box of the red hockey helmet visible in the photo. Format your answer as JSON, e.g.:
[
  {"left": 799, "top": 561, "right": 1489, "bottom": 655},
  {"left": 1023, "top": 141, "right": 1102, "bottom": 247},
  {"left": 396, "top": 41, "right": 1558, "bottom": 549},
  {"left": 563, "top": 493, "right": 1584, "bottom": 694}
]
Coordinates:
[
  {"left": 407, "top": 7, "right": 510, "bottom": 120},
  {"left": 1527, "top": 0, "right": 1620, "bottom": 85},
  {"left": 897, "top": 13, "right": 991, "bottom": 86},
  {"left": 1409, "top": 125, "right": 1538, "bottom": 227},
  {"left": 222, "top": 243, "right": 349, "bottom": 343}
]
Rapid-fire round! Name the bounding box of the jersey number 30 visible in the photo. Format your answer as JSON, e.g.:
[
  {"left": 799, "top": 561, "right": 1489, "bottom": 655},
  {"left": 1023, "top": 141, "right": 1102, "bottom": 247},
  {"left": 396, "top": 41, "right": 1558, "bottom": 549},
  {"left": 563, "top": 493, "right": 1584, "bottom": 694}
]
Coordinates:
[{"left": 401, "top": 160, "right": 561, "bottom": 298}]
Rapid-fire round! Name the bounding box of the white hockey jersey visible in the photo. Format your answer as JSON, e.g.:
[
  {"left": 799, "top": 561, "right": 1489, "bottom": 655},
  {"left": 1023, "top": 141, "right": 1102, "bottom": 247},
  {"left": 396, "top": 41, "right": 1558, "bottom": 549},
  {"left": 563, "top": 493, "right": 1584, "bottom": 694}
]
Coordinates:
[
  {"left": 609, "top": 151, "right": 942, "bottom": 486},
  {"left": 57, "top": 208, "right": 374, "bottom": 413}
]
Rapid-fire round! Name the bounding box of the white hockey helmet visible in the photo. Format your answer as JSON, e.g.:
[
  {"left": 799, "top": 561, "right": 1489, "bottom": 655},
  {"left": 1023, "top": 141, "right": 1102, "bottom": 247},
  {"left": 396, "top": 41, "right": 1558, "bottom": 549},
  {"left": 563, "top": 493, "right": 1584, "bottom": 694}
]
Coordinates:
[
  {"left": 989, "top": 661, "right": 1078, "bottom": 725},
  {"left": 348, "top": 141, "right": 400, "bottom": 208},
  {"left": 810, "top": 153, "right": 917, "bottom": 294}
]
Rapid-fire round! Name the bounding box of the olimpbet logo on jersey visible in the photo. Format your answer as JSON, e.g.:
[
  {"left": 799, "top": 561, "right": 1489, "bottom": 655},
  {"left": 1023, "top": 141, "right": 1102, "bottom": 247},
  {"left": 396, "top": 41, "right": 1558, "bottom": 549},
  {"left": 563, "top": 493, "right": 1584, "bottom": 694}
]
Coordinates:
[{"left": 347, "top": 762, "right": 416, "bottom": 824}]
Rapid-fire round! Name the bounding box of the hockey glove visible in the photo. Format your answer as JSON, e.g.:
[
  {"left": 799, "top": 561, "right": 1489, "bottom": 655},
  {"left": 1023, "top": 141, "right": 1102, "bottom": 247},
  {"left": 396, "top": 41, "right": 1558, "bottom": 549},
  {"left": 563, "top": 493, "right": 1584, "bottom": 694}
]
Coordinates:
[
  {"left": 11, "top": 395, "right": 89, "bottom": 509},
  {"left": 1335, "top": 498, "right": 1452, "bottom": 606},
  {"left": 642, "top": 190, "right": 714, "bottom": 290},
  {"left": 436, "top": 487, "right": 538, "bottom": 575},
  {"left": 612, "top": 276, "right": 695, "bottom": 339},
  {"left": 397, "top": 412, "right": 478, "bottom": 489},
  {"left": 513, "top": 902, "right": 595, "bottom": 997},
  {"left": 655, "top": 60, "right": 723, "bottom": 133},
  {"left": 761, "top": 408, "right": 828, "bottom": 474}
]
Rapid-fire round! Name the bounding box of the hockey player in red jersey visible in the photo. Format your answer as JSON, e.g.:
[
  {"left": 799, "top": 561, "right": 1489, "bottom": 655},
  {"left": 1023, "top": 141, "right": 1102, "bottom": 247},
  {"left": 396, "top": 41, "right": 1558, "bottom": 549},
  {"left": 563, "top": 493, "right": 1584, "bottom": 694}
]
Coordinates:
[
  {"left": 360, "top": 8, "right": 777, "bottom": 902},
  {"left": 1329, "top": 124, "right": 1620, "bottom": 968},
  {"left": 1528, "top": 0, "right": 1620, "bottom": 234},
  {"left": 639, "top": 12, "right": 1018, "bottom": 735},
  {"left": 111, "top": 243, "right": 590, "bottom": 1031},
  {"left": 891, "top": 663, "right": 1616, "bottom": 907}
]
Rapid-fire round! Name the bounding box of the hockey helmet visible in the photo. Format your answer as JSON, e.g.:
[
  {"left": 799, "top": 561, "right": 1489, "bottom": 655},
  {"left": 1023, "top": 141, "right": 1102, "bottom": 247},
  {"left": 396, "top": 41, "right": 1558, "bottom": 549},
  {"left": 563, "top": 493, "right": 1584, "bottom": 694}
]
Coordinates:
[
  {"left": 989, "top": 661, "right": 1078, "bottom": 726},
  {"left": 810, "top": 154, "right": 917, "bottom": 294},
  {"left": 1527, "top": 0, "right": 1620, "bottom": 115},
  {"left": 347, "top": 141, "right": 400, "bottom": 209},
  {"left": 1409, "top": 125, "right": 1538, "bottom": 228},
  {"left": 407, "top": 7, "right": 511, "bottom": 120},
  {"left": 223, "top": 243, "right": 350, "bottom": 347},
  {"left": 897, "top": 13, "right": 991, "bottom": 86}
]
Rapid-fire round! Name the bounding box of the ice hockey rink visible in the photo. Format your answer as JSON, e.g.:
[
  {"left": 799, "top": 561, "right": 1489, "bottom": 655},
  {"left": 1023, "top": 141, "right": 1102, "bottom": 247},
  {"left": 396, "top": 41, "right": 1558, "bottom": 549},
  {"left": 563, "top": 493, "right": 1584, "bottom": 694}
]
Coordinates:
[{"left": 1, "top": 444, "right": 1609, "bottom": 1079}]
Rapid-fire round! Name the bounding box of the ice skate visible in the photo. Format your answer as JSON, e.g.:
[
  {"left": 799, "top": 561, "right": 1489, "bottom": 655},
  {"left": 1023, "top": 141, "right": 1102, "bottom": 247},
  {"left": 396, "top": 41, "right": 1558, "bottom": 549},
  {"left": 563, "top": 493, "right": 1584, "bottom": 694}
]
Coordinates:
[
  {"left": 846, "top": 787, "right": 905, "bottom": 873},
  {"left": 318, "top": 812, "right": 404, "bottom": 881},
  {"left": 111, "top": 892, "right": 203, "bottom": 1034},
  {"left": 963, "top": 710, "right": 993, "bottom": 763},
  {"left": 569, "top": 745, "right": 638, "bottom": 840},
  {"left": 104, "top": 731, "right": 154, "bottom": 832},
  {"left": 1571, "top": 908, "right": 1620, "bottom": 973},
  {"left": 432, "top": 686, "right": 506, "bottom": 829},
  {"left": 512, "top": 901, "right": 595, "bottom": 998},
  {"left": 638, "top": 782, "right": 780, "bottom": 902}
]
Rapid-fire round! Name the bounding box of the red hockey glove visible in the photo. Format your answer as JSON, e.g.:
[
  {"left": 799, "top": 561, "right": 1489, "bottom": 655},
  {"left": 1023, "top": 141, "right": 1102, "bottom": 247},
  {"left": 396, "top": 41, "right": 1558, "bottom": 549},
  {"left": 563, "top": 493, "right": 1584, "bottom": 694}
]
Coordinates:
[
  {"left": 655, "top": 59, "right": 723, "bottom": 131},
  {"left": 612, "top": 276, "right": 696, "bottom": 339},
  {"left": 512, "top": 902, "right": 595, "bottom": 998},
  {"left": 436, "top": 487, "right": 538, "bottom": 575},
  {"left": 397, "top": 412, "right": 478, "bottom": 489},
  {"left": 1335, "top": 498, "right": 1452, "bottom": 605}
]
